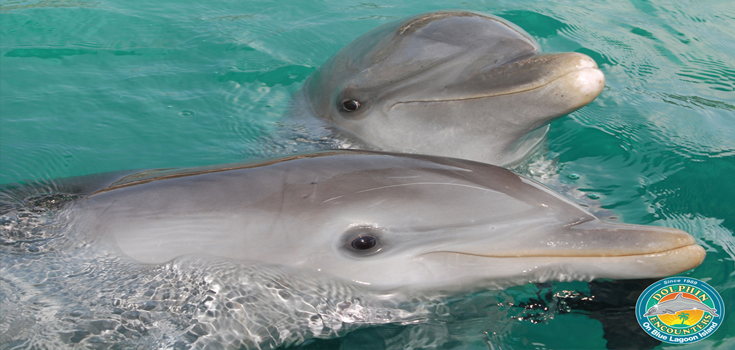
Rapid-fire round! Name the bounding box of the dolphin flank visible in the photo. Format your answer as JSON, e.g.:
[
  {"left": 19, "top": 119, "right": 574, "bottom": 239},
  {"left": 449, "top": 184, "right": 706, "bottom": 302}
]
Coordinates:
[{"left": 643, "top": 293, "right": 719, "bottom": 317}]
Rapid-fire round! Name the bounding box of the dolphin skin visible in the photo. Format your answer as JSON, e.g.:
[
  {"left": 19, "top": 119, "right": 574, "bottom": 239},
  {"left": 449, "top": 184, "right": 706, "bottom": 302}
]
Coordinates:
[
  {"left": 643, "top": 293, "right": 719, "bottom": 317},
  {"left": 71, "top": 150, "right": 703, "bottom": 291},
  {"left": 302, "top": 11, "right": 605, "bottom": 166}
]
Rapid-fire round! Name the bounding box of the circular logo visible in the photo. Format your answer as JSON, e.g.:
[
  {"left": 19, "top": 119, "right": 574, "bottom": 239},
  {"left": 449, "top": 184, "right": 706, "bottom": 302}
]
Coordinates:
[{"left": 636, "top": 277, "right": 724, "bottom": 344}]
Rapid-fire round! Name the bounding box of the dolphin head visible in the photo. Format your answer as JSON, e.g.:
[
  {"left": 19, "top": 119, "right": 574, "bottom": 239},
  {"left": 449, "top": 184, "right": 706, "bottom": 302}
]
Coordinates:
[
  {"left": 87, "top": 152, "right": 704, "bottom": 294},
  {"left": 305, "top": 12, "right": 605, "bottom": 166},
  {"left": 643, "top": 305, "right": 661, "bottom": 317},
  {"left": 273, "top": 153, "right": 703, "bottom": 292}
]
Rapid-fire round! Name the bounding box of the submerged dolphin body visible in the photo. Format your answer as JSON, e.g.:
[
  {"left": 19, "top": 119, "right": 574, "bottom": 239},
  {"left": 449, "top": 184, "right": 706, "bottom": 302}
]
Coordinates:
[
  {"left": 71, "top": 151, "right": 702, "bottom": 291},
  {"left": 643, "top": 293, "right": 719, "bottom": 317},
  {"left": 300, "top": 11, "right": 605, "bottom": 166}
]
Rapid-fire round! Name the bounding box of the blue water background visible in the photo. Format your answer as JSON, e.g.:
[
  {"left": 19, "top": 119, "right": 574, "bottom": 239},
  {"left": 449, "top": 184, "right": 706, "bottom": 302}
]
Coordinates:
[{"left": 1, "top": 0, "right": 734, "bottom": 349}]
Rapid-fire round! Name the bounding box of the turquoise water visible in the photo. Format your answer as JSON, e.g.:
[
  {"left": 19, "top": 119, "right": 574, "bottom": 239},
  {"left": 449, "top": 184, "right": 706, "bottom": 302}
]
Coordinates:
[{"left": 1, "top": 0, "right": 734, "bottom": 349}]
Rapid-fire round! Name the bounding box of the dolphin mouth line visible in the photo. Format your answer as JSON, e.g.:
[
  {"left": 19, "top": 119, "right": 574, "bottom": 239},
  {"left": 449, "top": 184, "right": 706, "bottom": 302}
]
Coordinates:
[
  {"left": 390, "top": 67, "right": 602, "bottom": 107},
  {"left": 418, "top": 243, "right": 700, "bottom": 259}
]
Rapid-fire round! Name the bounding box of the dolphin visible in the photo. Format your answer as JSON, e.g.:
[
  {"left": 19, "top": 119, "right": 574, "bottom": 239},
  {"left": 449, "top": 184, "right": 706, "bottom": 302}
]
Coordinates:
[
  {"left": 68, "top": 150, "right": 702, "bottom": 292},
  {"left": 299, "top": 11, "right": 606, "bottom": 166},
  {"left": 1, "top": 150, "right": 706, "bottom": 348},
  {"left": 643, "top": 293, "right": 719, "bottom": 317}
]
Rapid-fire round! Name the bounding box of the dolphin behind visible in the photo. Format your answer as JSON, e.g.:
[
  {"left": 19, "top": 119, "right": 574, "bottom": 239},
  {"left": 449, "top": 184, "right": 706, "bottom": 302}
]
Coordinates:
[
  {"left": 301, "top": 12, "right": 606, "bottom": 166},
  {"left": 71, "top": 150, "right": 703, "bottom": 292}
]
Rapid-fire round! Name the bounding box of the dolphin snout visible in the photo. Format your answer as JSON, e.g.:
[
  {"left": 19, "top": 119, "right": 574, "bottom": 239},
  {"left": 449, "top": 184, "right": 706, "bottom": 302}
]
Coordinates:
[
  {"left": 562, "top": 220, "right": 699, "bottom": 257},
  {"left": 419, "top": 219, "right": 705, "bottom": 281},
  {"left": 547, "top": 53, "right": 605, "bottom": 109},
  {"left": 539, "top": 221, "right": 706, "bottom": 279},
  {"left": 502, "top": 52, "right": 605, "bottom": 105},
  {"left": 567, "top": 68, "right": 605, "bottom": 101}
]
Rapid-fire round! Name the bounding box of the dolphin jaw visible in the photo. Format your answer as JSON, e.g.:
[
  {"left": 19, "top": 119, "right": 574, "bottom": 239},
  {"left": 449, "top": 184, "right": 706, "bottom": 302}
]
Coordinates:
[
  {"left": 417, "top": 243, "right": 703, "bottom": 259},
  {"left": 410, "top": 218, "right": 703, "bottom": 260},
  {"left": 412, "top": 244, "right": 705, "bottom": 285}
]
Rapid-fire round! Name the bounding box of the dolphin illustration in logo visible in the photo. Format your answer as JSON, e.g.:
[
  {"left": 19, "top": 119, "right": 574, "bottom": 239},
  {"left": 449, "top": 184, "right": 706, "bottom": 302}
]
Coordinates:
[{"left": 643, "top": 293, "right": 719, "bottom": 317}]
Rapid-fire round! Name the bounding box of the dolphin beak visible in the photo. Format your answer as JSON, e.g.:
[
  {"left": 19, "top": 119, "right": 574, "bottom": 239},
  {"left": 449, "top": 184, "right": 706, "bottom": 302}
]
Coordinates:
[
  {"left": 482, "top": 52, "right": 604, "bottom": 95},
  {"left": 419, "top": 220, "right": 705, "bottom": 281},
  {"left": 538, "top": 220, "right": 706, "bottom": 279},
  {"left": 473, "top": 52, "right": 606, "bottom": 130}
]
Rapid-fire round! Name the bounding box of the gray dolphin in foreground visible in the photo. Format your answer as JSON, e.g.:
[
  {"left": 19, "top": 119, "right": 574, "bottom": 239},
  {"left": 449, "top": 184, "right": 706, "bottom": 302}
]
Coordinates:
[
  {"left": 643, "top": 293, "right": 719, "bottom": 317},
  {"left": 72, "top": 150, "right": 703, "bottom": 292},
  {"left": 301, "top": 11, "right": 606, "bottom": 166}
]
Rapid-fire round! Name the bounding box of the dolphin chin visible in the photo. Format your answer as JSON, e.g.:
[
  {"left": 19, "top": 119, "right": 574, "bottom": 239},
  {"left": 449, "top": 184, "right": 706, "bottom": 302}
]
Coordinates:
[{"left": 304, "top": 11, "right": 607, "bottom": 166}]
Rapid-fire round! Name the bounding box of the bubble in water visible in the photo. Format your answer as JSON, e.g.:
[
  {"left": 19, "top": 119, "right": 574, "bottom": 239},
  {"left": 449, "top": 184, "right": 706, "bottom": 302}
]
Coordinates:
[{"left": 179, "top": 110, "right": 196, "bottom": 117}]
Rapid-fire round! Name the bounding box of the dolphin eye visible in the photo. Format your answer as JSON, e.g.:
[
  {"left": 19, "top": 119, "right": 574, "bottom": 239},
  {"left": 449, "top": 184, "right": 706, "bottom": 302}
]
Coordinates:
[
  {"left": 342, "top": 100, "right": 361, "bottom": 112},
  {"left": 343, "top": 225, "right": 383, "bottom": 255},
  {"left": 351, "top": 236, "right": 377, "bottom": 250}
]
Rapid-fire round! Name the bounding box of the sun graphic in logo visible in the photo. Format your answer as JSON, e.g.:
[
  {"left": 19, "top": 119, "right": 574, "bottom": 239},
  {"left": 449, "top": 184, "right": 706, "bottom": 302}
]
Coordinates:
[{"left": 655, "top": 293, "right": 705, "bottom": 327}]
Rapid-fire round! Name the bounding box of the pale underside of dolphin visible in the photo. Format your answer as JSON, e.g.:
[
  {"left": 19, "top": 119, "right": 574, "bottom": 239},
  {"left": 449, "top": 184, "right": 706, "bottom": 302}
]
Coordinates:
[
  {"left": 643, "top": 293, "right": 719, "bottom": 317},
  {"left": 299, "top": 11, "right": 606, "bottom": 166},
  {"left": 70, "top": 150, "right": 703, "bottom": 292}
]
